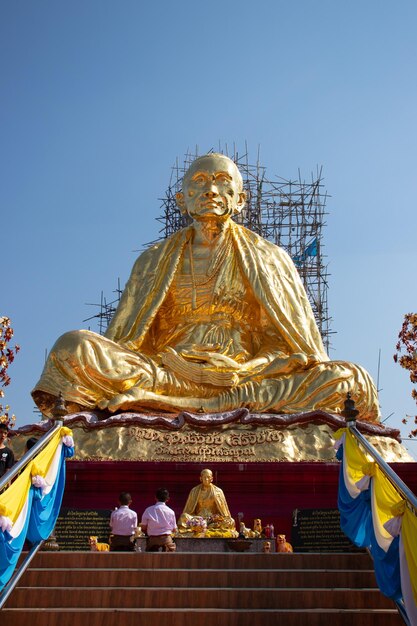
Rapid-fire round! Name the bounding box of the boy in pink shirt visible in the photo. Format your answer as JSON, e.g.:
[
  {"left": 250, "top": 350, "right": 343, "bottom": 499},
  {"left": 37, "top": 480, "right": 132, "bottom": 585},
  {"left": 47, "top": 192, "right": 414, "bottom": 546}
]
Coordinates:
[
  {"left": 141, "top": 488, "right": 177, "bottom": 552},
  {"left": 109, "top": 492, "right": 137, "bottom": 551}
]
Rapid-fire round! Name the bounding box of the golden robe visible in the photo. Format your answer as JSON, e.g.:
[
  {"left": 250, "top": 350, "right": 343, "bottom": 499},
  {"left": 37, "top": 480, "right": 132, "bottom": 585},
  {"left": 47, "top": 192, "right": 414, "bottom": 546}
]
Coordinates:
[
  {"left": 32, "top": 221, "right": 379, "bottom": 420},
  {"left": 177, "top": 483, "right": 233, "bottom": 530}
]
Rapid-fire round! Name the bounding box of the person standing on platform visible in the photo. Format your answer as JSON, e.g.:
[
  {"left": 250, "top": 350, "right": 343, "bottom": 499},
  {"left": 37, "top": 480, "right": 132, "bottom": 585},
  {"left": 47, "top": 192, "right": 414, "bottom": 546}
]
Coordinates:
[
  {"left": 25, "top": 437, "right": 38, "bottom": 451},
  {"left": 109, "top": 492, "right": 137, "bottom": 551},
  {"left": 0, "top": 424, "right": 15, "bottom": 478},
  {"left": 141, "top": 488, "right": 177, "bottom": 552}
]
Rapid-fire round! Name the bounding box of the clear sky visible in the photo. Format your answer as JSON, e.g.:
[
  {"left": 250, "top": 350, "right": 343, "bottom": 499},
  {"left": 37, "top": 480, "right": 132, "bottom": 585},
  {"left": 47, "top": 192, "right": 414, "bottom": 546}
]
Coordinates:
[{"left": 2, "top": 1, "right": 417, "bottom": 458}]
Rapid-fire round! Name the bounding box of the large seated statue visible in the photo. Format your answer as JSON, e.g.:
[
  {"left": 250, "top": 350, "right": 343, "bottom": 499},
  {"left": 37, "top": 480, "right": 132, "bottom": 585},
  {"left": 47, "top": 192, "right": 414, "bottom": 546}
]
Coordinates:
[
  {"left": 177, "top": 468, "right": 235, "bottom": 533},
  {"left": 32, "top": 153, "right": 380, "bottom": 421}
]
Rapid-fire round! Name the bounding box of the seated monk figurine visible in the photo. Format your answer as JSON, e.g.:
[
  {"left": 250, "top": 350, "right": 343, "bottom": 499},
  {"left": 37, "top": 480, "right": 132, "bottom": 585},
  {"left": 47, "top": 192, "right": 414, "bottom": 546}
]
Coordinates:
[
  {"left": 177, "top": 468, "right": 235, "bottom": 532},
  {"left": 32, "top": 153, "right": 380, "bottom": 421}
]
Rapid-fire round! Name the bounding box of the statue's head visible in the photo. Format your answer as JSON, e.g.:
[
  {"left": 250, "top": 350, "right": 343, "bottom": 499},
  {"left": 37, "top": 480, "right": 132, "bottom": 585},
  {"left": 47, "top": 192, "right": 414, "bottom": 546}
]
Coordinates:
[
  {"left": 176, "top": 153, "right": 246, "bottom": 222},
  {"left": 200, "top": 468, "right": 214, "bottom": 487}
]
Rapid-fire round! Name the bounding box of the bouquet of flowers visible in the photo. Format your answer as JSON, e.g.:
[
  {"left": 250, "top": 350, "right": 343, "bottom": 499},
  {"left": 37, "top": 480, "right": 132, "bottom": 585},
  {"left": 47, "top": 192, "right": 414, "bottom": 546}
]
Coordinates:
[
  {"left": 207, "top": 514, "right": 223, "bottom": 529},
  {"left": 186, "top": 516, "right": 207, "bottom": 535}
]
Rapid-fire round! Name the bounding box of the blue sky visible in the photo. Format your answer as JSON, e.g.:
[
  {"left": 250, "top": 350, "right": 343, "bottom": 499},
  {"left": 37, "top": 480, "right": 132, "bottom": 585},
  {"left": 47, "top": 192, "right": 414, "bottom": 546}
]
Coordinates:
[{"left": 2, "top": 1, "right": 417, "bottom": 457}]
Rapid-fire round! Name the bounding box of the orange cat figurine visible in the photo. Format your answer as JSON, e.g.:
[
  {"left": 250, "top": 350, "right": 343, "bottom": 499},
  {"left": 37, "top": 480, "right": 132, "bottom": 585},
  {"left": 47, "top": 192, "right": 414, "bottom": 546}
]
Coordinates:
[
  {"left": 89, "top": 536, "right": 110, "bottom": 552},
  {"left": 276, "top": 534, "right": 293, "bottom": 553}
]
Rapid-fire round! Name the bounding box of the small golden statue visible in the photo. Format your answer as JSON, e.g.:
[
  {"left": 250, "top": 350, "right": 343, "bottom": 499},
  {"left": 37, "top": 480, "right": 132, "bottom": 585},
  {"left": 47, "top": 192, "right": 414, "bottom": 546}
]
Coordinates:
[
  {"left": 32, "top": 153, "right": 380, "bottom": 422},
  {"left": 253, "top": 519, "right": 263, "bottom": 535},
  {"left": 177, "top": 469, "right": 236, "bottom": 535}
]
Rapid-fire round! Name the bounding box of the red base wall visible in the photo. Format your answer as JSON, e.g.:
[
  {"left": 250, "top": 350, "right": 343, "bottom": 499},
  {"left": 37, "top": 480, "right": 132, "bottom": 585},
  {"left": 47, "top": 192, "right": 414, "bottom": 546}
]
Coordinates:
[{"left": 62, "top": 461, "right": 417, "bottom": 539}]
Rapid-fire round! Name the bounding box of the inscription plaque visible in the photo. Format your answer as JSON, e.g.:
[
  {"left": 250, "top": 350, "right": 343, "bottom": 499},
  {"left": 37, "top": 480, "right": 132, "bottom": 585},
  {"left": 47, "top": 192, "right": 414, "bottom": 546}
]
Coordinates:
[
  {"left": 55, "top": 508, "right": 111, "bottom": 551},
  {"left": 290, "top": 508, "right": 363, "bottom": 552}
]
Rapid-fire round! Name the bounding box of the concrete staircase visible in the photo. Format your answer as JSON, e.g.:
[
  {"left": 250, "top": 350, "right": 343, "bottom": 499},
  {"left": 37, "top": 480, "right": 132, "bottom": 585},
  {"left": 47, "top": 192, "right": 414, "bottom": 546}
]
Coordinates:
[{"left": 3, "top": 551, "right": 403, "bottom": 625}]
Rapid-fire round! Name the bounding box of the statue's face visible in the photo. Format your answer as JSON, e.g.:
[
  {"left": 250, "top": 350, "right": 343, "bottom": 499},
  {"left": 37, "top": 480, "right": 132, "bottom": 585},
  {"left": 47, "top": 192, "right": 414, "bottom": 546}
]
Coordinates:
[
  {"left": 177, "top": 154, "right": 246, "bottom": 222},
  {"left": 200, "top": 469, "right": 213, "bottom": 486}
]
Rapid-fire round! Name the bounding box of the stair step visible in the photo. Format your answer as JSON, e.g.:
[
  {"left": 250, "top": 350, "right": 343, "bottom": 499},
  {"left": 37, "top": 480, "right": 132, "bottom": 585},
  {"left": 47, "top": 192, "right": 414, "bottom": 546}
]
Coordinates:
[
  {"left": 28, "top": 551, "right": 374, "bottom": 570},
  {"left": 2, "top": 607, "right": 403, "bottom": 626},
  {"left": 20, "top": 567, "right": 377, "bottom": 588},
  {"left": 7, "top": 587, "right": 395, "bottom": 610}
]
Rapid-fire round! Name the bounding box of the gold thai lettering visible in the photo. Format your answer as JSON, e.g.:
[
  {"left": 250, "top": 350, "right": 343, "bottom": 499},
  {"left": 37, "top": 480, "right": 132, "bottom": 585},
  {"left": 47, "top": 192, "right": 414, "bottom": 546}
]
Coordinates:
[
  {"left": 227, "top": 430, "right": 283, "bottom": 446},
  {"left": 129, "top": 425, "right": 283, "bottom": 456},
  {"left": 128, "top": 427, "right": 164, "bottom": 442},
  {"left": 154, "top": 444, "right": 256, "bottom": 459}
]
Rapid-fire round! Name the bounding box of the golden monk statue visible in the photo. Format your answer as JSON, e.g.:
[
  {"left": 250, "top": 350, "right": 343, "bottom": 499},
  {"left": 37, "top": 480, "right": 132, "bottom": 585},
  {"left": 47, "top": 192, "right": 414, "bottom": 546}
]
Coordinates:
[
  {"left": 177, "top": 468, "right": 235, "bottom": 532},
  {"left": 32, "top": 153, "right": 380, "bottom": 421}
]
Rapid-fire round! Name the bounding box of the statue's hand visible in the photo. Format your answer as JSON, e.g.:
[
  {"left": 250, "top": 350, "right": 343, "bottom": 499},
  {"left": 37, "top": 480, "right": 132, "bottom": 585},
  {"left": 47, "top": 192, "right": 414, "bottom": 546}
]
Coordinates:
[
  {"left": 238, "top": 356, "right": 270, "bottom": 378},
  {"left": 190, "top": 351, "right": 241, "bottom": 372},
  {"left": 239, "top": 353, "right": 310, "bottom": 383},
  {"left": 260, "top": 352, "right": 309, "bottom": 376},
  {"left": 162, "top": 348, "right": 239, "bottom": 386},
  {"left": 193, "top": 352, "right": 241, "bottom": 386}
]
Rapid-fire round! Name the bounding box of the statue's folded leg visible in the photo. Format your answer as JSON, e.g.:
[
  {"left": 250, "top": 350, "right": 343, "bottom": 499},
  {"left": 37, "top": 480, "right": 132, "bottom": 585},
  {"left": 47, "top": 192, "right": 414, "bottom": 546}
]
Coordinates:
[
  {"left": 201, "top": 360, "right": 380, "bottom": 421},
  {"left": 32, "top": 329, "right": 160, "bottom": 416}
]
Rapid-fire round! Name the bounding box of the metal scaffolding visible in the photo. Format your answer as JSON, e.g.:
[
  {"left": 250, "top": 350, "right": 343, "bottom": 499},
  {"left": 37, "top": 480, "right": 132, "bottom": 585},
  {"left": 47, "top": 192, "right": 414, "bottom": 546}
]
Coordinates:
[{"left": 83, "top": 279, "right": 122, "bottom": 335}]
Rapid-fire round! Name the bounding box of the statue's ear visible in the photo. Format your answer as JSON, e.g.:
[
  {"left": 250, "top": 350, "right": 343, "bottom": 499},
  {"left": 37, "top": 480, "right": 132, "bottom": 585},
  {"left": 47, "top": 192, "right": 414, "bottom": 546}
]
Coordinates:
[
  {"left": 176, "top": 191, "right": 187, "bottom": 214},
  {"left": 234, "top": 191, "right": 247, "bottom": 215}
]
